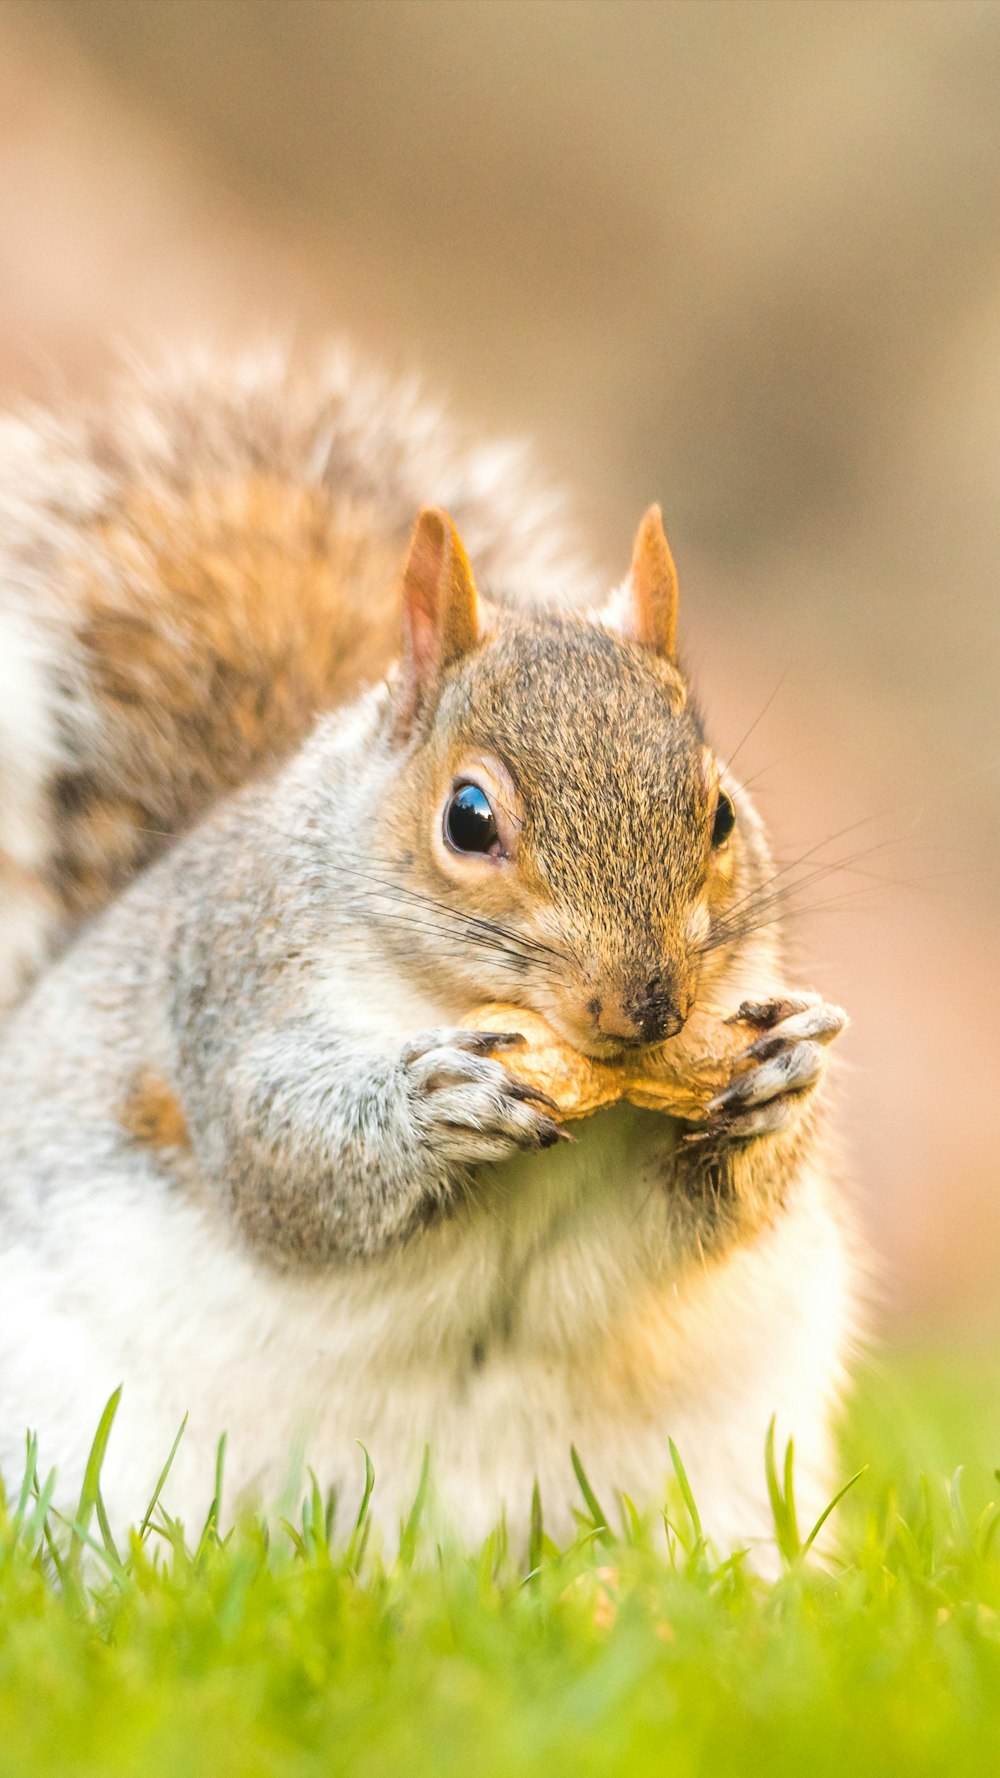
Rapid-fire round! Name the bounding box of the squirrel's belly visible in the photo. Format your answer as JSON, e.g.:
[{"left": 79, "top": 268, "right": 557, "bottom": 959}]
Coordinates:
[{"left": 0, "top": 1126, "right": 852, "bottom": 1556}]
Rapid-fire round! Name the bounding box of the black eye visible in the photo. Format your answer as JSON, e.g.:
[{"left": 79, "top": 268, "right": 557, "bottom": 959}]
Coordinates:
[
  {"left": 445, "top": 783, "right": 499, "bottom": 855},
  {"left": 711, "top": 789, "right": 736, "bottom": 848}
]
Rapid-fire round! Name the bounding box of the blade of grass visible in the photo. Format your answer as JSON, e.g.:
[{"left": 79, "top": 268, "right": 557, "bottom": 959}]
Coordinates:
[
  {"left": 529, "top": 1479, "right": 544, "bottom": 1577},
  {"left": 71, "top": 1387, "right": 122, "bottom": 1569},
  {"left": 193, "top": 1433, "right": 228, "bottom": 1563},
  {"left": 58, "top": 1510, "right": 129, "bottom": 1587},
  {"left": 347, "top": 1445, "right": 375, "bottom": 1573},
  {"left": 764, "top": 1417, "right": 800, "bottom": 1564},
  {"left": 12, "top": 1431, "right": 39, "bottom": 1534},
  {"left": 783, "top": 1435, "right": 801, "bottom": 1555},
  {"left": 668, "top": 1439, "right": 703, "bottom": 1543},
  {"left": 280, "top": 1518, "right": 308, "bottom": 1559},
  {"left": 399, "top": 1447, "right": 431, "bottom": 1567},
  {"left": 94, "top": 1488, "right": 123, "bottom": 1573},
  {"left": 571, "top": 1446, "right": 612, "bottom": 1547},
  {"left": 23, "top": 1465, "right": 59, "bottom": 1562},
  {"left": 138, "top": 1414, "right": 188, "bottom": 1543},
  {"left": 801, "top": 1467, "right": 868, "bottom": 1559}
]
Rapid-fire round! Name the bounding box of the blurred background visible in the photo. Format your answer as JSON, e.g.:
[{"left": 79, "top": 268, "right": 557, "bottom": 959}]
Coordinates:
[{"left": 0, "top": 0, "right": 997, "bottom": 1343}]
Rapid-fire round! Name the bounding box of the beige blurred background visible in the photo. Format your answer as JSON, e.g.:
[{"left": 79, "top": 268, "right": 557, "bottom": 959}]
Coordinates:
[{"left": 0, "top": 0, "right": 997, "bottom": 1337}]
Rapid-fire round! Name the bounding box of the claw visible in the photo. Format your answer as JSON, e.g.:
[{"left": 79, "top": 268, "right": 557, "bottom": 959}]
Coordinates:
[
  {"left": 681, "top": 1125, "right": 715, "bottom": 1146},
  {"left": 740, "top": 1032, "right": 790, "bottom": 1065},
  {"left": 402, "top": 1027, "right": 528, "bottom": 1066},
  {"left": 466, "top": 1030, "right": 526, "bottom": 1054},
  {"left": 726, "top": 996, "right": 806, "bottom": 1030},
  {"left": 538, "top": 1118, "right": 575, "bottom": 1148},
  {"left": 708, "top": 1041, "right": 823, "bottom": 1115},
  {"left": 505, "top": 1080, "right": 561, "bottom": 1114}
]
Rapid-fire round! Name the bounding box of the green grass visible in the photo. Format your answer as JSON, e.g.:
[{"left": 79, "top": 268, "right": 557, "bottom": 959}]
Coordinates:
[{"left": 2, "top": 1349, "right": 999, "bottom": 1777}]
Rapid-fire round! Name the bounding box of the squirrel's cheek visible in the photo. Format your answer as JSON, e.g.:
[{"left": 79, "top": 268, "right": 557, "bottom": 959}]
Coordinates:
[
  {"left": 685, "top": 901, "right": 711, "bottom": 952},
  {"left": 710, "top": 837, "right": 738, "bottom": 893}
]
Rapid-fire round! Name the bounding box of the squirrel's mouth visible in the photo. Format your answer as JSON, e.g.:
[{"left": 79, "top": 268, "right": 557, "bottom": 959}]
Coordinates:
[{"left": 586, "top": 1034, "right": 681, "bottom": 1066}]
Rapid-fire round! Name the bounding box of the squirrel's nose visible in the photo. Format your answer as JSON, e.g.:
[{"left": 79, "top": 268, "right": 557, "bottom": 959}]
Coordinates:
[
  {"left": 628, "top": 968, "right": 687, "bottom": 1044},
  {"left": 590, "top": 969, "right": 689, "bottom": 1047}
]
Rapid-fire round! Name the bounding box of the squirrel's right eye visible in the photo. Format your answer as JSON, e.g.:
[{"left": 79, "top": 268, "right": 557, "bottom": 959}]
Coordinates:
[{"left": 444, "top": 783, "right": 500, "bottom": 856}]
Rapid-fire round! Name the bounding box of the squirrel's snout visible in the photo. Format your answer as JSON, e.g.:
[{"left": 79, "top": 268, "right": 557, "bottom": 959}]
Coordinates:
[{"left": 587, "top": 967, "right": 691, "bottom": 1049}]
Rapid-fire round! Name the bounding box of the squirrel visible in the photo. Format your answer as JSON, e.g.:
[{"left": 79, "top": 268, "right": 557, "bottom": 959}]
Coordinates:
[{"left": 0, "top": 348, "right": 857, "bottom": 1559}]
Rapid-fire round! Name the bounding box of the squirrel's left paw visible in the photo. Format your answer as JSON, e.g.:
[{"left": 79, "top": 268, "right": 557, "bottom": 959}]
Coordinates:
[{"left": 692, "top": 994, "right": 847, "bottom": 1143}]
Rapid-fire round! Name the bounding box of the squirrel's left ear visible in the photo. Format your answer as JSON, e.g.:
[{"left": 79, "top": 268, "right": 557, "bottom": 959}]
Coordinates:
[
  {"left": 396, "top": 507, "right": 480, "bottom": 730},
  {"left": 616, "top": 504, "right": 679, "bottom": 659}
]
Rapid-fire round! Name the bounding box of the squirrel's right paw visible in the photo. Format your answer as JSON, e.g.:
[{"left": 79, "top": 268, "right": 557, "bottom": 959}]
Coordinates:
[{"left": 401, "top": 1027, "right": 570, "bottom": 1165}]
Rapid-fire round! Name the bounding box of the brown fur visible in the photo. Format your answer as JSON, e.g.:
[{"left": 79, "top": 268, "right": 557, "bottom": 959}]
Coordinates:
[
  {"left": 120, "top": 1070, "right": 191, "bottom": 1151},
  {"left": 53, "top": 473, "right": 402, "bottom": 918}
]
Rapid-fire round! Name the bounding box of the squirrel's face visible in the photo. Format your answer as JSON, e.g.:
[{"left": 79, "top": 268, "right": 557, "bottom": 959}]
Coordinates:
[{"left": 372, "top": 508, "right": 772, "bottom": 1059}]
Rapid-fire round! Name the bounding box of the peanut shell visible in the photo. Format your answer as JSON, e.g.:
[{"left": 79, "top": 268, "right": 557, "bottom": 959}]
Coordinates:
[{"left": 463, "top": 1001, "right": 751, "bottom": 1124}]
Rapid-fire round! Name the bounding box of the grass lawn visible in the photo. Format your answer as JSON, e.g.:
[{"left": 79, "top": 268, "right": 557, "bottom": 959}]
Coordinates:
[{"left": 1, "top": 1347, "right": 999, "bottom": 1777}]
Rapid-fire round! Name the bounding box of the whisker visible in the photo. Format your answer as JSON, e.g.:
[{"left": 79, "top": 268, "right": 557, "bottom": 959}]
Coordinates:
[
  {"left": 710, "top": 878, "right": 906, "bottom": 946},
  {"left": 718, "top": 665, "right": 790, "bottom": 779},
  {"left": 709, "top": 854, "right": 871, "bottom": 945},
  {"left": 736, "top": 745, "right": 815, "bottom": 792},
  {"left": 319, "top": 862, "right": 563, "bottom": 973},
  {"left": 701, "top": 831, "right": 937, "bottom": 955},
  {"left": 721, "top": 807, "right": 920, "bottom": 930},
  {"left": 324, "top": 851, "right": 566, "bottom": 963},
  {"left": 358, "top": 910, "right": 551, "bottom": 973}
]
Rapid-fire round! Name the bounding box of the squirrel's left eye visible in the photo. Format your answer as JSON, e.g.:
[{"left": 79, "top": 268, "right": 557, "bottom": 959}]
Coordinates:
[
  {"left": 711, "top": 789, "right": 736, "bottom": 849},
  {"left": 444, "top": 783, "right": 500, "bottom": 856}
]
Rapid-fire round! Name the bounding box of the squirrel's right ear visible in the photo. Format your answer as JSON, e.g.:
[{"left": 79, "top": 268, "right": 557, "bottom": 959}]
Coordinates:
[
  {"left": 609, "top": 504, "right": 679, "bottom": 660},
  {"left": 395, "top": 508, "right": 481, "bottom": 731}
]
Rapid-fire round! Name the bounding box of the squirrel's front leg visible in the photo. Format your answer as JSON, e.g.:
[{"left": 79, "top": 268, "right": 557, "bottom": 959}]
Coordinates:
[
  {"left": 197, "top": 1021, "right": 565, "bottom": 1264},
  {"left": 673, "top": 994, "right": 848, "bottom": 1225}
]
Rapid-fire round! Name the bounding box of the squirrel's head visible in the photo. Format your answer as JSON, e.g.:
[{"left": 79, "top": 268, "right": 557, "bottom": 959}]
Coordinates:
[{"left": 373, "top": 507, "right": 772, "bottom": 1059}]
